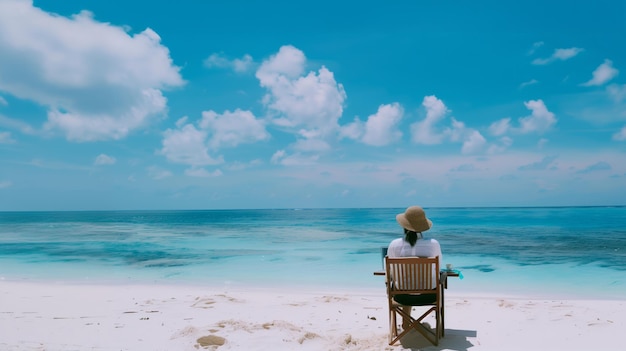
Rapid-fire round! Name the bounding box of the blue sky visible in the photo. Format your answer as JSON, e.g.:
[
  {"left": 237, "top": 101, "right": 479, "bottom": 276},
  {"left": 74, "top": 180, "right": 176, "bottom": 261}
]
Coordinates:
[{"left": 1, "top": 0, "right": 625, "bottom": 210}]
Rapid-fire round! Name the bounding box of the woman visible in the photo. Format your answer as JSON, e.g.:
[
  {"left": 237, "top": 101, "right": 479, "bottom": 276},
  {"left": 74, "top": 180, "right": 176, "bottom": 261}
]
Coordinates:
[
  {"left": 387, "top": 205, "right": 442, "bottom": 266},
  {"left": 387, "top": 205, "right": 442, "bottom": 330}
]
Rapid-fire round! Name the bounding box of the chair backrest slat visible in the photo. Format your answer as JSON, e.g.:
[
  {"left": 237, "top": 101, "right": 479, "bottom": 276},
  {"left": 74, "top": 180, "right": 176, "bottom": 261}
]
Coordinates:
[{"left": 385, "top": 256, "right": 440, "bottom": 295}]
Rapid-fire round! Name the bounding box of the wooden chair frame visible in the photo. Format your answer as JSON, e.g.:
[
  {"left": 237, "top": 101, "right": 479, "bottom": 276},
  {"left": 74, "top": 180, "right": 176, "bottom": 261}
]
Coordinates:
[{"left": 385, "top": 256, "right": 442, "bottom": 346}]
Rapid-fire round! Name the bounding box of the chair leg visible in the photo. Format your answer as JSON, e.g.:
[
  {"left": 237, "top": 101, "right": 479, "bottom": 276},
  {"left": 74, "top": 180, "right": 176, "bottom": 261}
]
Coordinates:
[
  {"left": 390, "top": 305, "right": 439, "bottom": 346},
  {"left": 389, "top": 305, "right": 397, "bottom": 344},
  {"left": 441, "top": 289, "right": 445, "bottom": 337}
]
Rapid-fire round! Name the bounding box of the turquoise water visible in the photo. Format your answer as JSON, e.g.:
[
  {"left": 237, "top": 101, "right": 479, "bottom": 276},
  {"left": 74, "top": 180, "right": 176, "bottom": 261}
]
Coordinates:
[{"left": 0, "top": 207, "right": 625, "bottom": 299}]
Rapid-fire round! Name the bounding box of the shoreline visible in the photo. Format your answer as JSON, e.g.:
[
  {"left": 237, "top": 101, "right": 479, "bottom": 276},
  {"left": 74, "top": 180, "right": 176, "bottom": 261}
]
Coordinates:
[
  {"left": 1, "top": 280, "right": 624, "bottom": 350},
  {"left": 3, "top": 269, "right": 624, "bottom": 301}
]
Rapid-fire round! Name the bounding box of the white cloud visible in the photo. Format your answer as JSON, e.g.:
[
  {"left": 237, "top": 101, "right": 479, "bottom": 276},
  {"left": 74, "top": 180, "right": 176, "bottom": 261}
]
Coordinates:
[
  {"left": 410, "top": 95, "right": 449, "bottom": 145},
  {"left": 184, "top": 167, "right": 223, "bottom": 177},
  {"left": 527, "top": 41, "right": 544, "bottom": 56},
  {"left": 204, "top": 53, "right": 229, "bottom": 68},
  {"left": 292, "top": 138, "right": 331, "bottom": 152},
  {"left": 607, "top": 84, "right": 626, "bottom": 103},
  {"left": 518, "top": 155, "right": 558, "bottom": 171},
  {"left": 0, "top": 1, "right": 184, "bottom": 141},
  {"left": 461, "top": 130, "right": 487, "bottom": 154},
  {"left": 0, "top": 180, "right": 12, "bottom": 189},
  {"left": 360, "top": 103, "right": 403, "bottom": 146},
  {"left": 270, "top": 149, "right": 319, "bottom": 166},
  {"left": 520, "top": 79, "right": 538, "bottom": 88},
  {"left": 408, "top": 96, "right": 485, "bottom": 153},
  {"left": 204, "top": 53, "right": 254, "bottom": 73},
  {"left": 159, "top": 121, "right": 223, "bottom": 167},
  {"left": 270, "top": 150, "right": 286, "bottom": 164},
  {"left": 339, "top": 117, "right": 364, "bottom": 140},
  {"left": 613, "top": 126, "right": 626, "bottom": 141},
  {"left": 94, "top": 153, "right": 116, "bottom": 166},
  {"left": 233, "top": 55, "right": 254, "bottom": 73},
  {"left": 200, "top": 109, "right": 269, "bottom": 149},
  {"left": 532, "top": 47, "right": 584, "bottom": 65},
  {"left": 487, "top": 136, "right": 513, "bottom": 154},
  {"left": 256, "top": 45, "right": 347, "bottom": 137},
  {"left": 0, "top": 131, "right": 16, "bottom": 144},
  {"left": 489, "top": 118, "right": 511, "bottom": 136},
  {"left": 582, "top": 59, "right": 619, "bottom": 87},
  {"left": 448, "top": 118, "right": 486, "bottom": 154},
  {"left": 0, "top": 96, "right": 7, "bottom": 106},
  {"left": 518, "top": 100, "right": 557, "bottom": 134},
  {"left": 160, "top": 109, "right": 268, "bottom": 168},
  {"left": 257, "top": 45, "right": 305, "bottom": 82}
]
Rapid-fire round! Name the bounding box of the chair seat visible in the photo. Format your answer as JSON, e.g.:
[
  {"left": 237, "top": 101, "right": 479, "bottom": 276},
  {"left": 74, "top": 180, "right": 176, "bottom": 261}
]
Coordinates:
[{"left": 393, "top": 293, "right": 437, "bottom": 306}]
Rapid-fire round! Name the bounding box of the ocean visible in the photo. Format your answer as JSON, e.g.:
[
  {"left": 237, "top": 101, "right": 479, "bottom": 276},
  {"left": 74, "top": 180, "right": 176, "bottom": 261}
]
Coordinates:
[{"left": 1, "top": 207, "right": 624, "bottom": 299}]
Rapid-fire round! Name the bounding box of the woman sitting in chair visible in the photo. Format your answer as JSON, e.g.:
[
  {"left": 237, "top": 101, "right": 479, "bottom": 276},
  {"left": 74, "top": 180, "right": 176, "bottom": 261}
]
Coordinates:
[{"left": 387, "top": 206, "right": 442, "bottom": 329}]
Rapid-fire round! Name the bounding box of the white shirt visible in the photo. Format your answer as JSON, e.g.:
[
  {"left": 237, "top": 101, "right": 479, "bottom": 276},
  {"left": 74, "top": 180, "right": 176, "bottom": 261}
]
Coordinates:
[
  {"left": 387, "top": 237, "right": 443, "bottom": 289},
  {"left": 387, "top": 237, "right": 443, "bottom": 268}
]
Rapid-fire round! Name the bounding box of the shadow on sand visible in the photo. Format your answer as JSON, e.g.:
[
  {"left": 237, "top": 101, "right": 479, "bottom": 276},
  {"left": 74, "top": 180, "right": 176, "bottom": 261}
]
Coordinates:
[{"left": 399, "top": 328, "right": 476, "bottom": 351}]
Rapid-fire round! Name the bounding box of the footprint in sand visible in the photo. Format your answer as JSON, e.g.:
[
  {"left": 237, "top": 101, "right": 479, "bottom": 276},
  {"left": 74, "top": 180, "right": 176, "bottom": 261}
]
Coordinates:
[
  {"left": 192, "top": 298, "right": 216, "bottom": 309},
  {"left": 196, "top": 335, "right": 226, "bottom": 349}
]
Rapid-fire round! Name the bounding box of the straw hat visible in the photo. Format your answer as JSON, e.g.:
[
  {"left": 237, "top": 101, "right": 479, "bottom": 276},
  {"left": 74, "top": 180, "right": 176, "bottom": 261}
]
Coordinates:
[{"left": 396, "top": 206, "right": 432, "bottom": 232}]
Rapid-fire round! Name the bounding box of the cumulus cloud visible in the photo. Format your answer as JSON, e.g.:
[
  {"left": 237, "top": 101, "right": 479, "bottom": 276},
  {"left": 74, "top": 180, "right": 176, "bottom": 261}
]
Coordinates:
[
  {"left": 0, "top": 131, "right": 16, "bottom": 144},
  {"left": 159, "top": 119, "right": 223, "bottom": 167},
  {"left": 361, "top": 103, "right": 403, "bottom": 146},
  {"left": 292, "top": 138, "right": 331, "bottom": 152},
  {"left": 582, "top": 59, "right": 619, "bottom": 87},
  {"left": 448, "top": 118, "right": 486, "bottom": 154},
  {"left": 160, "top": 109, "right": 268, "bottom": 168},
  {"left": 94, "top": 153, "right": 116, "bottom": 166},
  {"left": 199, "top": 109, "right": 269, "bottom": 149},
  {"left": 518, "top": 100, "right": 557, "bottom": 134},
  {"left": 343, "top": 103, "right": 404, "bottom": 146},
  {"left": 486, "top": 100, "right": 557, "bottom": 154},
  {"left": 0, "top": 0, "right": 184, "bottom": 141},
  {"left": 487, "top": 136, "right": 513, "bottom": 154},
  {"left": 339, "top": 117, "right": 364, "bottom": 140},
  {"left": 410, "top": 95, "right": 449, "bottom": 145},
  {"left": 256, "top": 45, "right": 347, "bottom": 138},
  {"left": 408, "top": 95, "right": 485, "bottom": 153},
  {"left": 532, "top": 47, "right": 584, "bottom": 65},
  {"left": 204, "top": 53, "right": 254, "bottom": 73},
  {"left": 489, "top": 118, "right": 511, "bottom": 136}
]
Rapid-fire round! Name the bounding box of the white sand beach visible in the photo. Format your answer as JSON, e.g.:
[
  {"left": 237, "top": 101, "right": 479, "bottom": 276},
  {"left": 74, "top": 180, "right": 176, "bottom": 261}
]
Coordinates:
[{"left": 0, "top": 280, "right": 623, "bottom": 351}]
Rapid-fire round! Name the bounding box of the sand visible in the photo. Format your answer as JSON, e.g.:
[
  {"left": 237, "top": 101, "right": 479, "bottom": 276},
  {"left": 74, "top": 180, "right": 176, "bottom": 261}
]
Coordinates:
[{"left": 0, "top": 280, "right": 624, "bottom": 351}]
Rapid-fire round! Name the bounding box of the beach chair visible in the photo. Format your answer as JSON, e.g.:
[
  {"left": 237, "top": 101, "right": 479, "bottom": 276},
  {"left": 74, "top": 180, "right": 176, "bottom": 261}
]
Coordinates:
[{"left": 385, "top": 256, "right": 442, "bottom": 346}]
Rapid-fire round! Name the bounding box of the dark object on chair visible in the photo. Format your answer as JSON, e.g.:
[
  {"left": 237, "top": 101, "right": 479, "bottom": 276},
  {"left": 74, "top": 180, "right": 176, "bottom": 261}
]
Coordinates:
[{"left": 385, "top": 256, "right": 443, "bottom": 346}]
